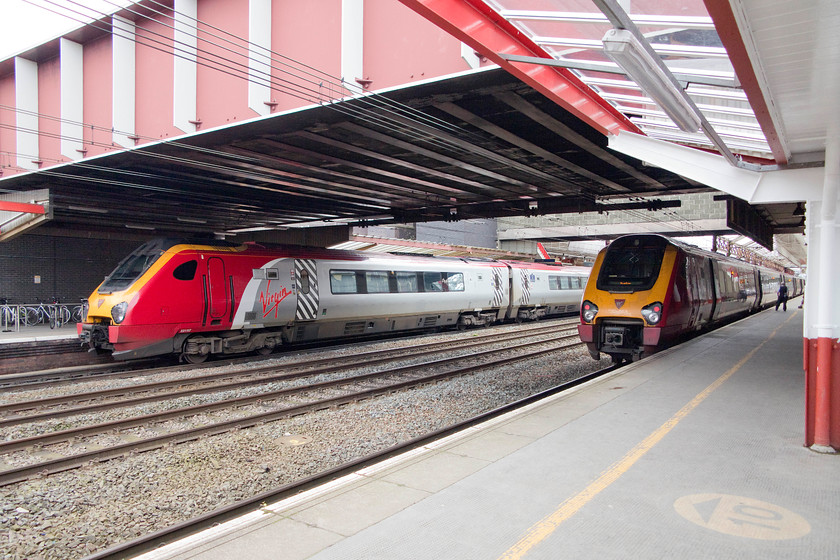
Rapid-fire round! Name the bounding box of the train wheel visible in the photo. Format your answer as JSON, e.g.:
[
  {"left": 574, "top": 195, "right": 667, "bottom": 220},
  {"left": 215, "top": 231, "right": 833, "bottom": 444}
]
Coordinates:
[
  {"left": 255, "top": 346, "right": 273, "bottom": 356},
  {"left": 182, "top": 351, "right": 208, "bottom": 364},
  {"left": 181, "top": 336, "right": 210, "bottom": 364}
]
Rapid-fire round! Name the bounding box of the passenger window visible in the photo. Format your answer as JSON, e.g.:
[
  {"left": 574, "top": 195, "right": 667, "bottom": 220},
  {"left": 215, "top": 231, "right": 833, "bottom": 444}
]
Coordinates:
[
  {"left": 366, "top": 271, "right": 390, "bottom": 293},
  {"left": 330, "top": 270, "right": 358, "bottom": 294},
  {"left": 396, "top": 272, "right": 418, "bottom": 293},
  {"left": 173, "top": 260, "right": 198, "bottom": 281},
  {"left": 424, "top": 272, "right": 444, "bottom": 291},
  {"left": 445, "top": 272, "right": 465, "bottom": 292}
]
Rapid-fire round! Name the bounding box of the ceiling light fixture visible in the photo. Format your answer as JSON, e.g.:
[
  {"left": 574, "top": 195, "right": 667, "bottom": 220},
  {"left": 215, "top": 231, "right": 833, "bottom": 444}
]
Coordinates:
[{"left": 602, "top": 28, "right": 701, "bottom": 133}]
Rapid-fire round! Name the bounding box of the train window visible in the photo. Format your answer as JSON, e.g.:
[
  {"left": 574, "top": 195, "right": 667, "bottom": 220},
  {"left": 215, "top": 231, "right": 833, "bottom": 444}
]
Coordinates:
[
  {"left": 366, "top": 271, "right": 390, "bottom": 293},
  {"left": 596, "top": 236, "right": 667, "bottom": 292},
  {"left": 548, "top": 276, "right": 561, "bottom": 290},
  {"left": 444, "top": 272, "right": 465, "bottom": 291},
  {"left": 299, "top": 269, "right": 310, "bottom": 295},
  {"left": 560, "top": 276, "right": 571, "bottom": 290},
  {"left": 330, "top": 270, "right": 358, "bottom": 294},
  {"left": 172, "top": 260, "right": 198, "bottom": 281},
  {"left": 396, "top": 271, "right": 419, "bottom": 293},
  {"left": 424, "top": 272, "right": 444, "bottom": 291}
]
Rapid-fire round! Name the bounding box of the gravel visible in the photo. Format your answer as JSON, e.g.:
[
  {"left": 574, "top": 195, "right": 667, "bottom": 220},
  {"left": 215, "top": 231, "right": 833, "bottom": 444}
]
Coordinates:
[{"left": 0, "top": 320, "right": 607, "bottom": 559}]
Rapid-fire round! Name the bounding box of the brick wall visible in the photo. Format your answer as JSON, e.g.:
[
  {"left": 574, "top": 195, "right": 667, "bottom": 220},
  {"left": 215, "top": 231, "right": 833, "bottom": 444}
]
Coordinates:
[{"left": 0, "top": 234, "right": 139, "bottom": 305}]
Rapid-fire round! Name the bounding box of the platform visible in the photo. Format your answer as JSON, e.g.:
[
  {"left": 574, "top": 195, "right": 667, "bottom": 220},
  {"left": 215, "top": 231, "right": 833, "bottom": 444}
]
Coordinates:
[
  {"left": 133, "top": 302, "right": 837, "bottom": 560},
  {"left": 0, "top": 322, "right": 78, "bottom": 344}
]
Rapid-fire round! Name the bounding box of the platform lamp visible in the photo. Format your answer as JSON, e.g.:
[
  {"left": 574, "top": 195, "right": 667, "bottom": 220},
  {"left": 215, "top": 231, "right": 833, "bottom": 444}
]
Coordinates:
[{"left": 602, "top": 28, "right": 702, "bottom": 133}]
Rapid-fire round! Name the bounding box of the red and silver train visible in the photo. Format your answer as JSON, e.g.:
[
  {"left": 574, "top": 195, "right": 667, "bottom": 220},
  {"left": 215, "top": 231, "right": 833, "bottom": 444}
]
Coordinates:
[
  {"left": 78, "top": 238, "right": 590, "bottom": 362},
  {"left": 578, "top": 234, "right": 803, "bottom": 363}
]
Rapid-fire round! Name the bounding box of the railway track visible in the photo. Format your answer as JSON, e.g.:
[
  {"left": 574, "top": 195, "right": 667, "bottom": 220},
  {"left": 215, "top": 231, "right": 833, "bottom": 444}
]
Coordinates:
[
  {"left": 85, "top": 360, "right": 621, "bottom": 560},
  {"left": 0, "top": 318, "right": 580, "bottom": 389},
  {"left": 0, "top": 322, "right": 580, "bottom": 487}
]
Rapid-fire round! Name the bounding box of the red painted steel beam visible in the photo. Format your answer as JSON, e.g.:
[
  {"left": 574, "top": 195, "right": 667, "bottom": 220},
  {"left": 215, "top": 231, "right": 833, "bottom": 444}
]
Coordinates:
[
  {"left": 397, "top": 0, "right": 640, "bottom": 136},
  {"left": 704, "top": 0, "right": 786, "bottom": 165},
  {"left": 0, "top": 201, "right": 46, "bottom": 214}
]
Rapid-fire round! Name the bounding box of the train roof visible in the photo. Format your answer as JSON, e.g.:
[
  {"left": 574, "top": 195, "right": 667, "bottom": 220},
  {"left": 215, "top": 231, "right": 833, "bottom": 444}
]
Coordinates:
[
  {"left": 138, "top": 237, "right": 586, "bottom": 269},
  {"left": 605, "top": 234, "right": 792, "bottom": 277}
]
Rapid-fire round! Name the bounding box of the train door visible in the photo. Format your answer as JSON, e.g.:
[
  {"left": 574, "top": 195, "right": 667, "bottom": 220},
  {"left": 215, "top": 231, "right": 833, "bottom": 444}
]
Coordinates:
[
  {"left": 294, "top": 259, "right": 319, "bottom": 320},
  {"left": 206, "top": 257, "right": 229, "bottom": 325}
]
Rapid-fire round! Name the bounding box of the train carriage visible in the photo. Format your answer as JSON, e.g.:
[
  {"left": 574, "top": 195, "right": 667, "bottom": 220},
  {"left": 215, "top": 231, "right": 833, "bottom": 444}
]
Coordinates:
[
  {"left": 79, "top": 238, "right": 590, "bottom": 362},
  {"left": 578, "top": 234, "right": 799, "bottom": 363}
]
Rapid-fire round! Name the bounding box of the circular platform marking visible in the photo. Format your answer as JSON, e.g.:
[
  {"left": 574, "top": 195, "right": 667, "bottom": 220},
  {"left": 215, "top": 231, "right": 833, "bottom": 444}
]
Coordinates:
[{"left": 674, "top": 494, "right": 810, "bottom": 540}]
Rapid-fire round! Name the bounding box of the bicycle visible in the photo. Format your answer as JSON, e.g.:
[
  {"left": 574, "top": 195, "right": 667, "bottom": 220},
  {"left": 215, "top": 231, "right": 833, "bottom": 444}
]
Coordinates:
[
  {"left": 22, "top": 299, "right": 58, "bottom": 328},
  {"left": 51, "top": 298, "right": 76, "bottom": 328},
  {"left": 1, "top": 298, "right": 19, "bottom": 332}
]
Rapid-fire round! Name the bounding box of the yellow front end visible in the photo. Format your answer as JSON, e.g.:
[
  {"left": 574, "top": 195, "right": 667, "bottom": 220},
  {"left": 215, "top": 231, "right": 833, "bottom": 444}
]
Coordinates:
[{"left": 578, "top": 238, "right": 678, "bottom": 362}]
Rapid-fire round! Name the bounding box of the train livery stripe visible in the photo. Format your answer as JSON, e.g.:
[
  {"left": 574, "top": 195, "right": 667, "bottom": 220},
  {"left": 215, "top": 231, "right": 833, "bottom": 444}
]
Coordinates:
[
  {"left": 295, "top": 259, "right": 319, "bottom": 321},
  {"left": 520, "top": 269, "right": 531, "bottom": 305},
  {"left": 492, "top": 269, "right": 506, "bottom": 307}
]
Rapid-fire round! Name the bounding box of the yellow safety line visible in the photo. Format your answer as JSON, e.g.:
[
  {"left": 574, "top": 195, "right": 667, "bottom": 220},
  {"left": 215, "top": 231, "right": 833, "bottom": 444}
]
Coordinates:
[{"left": 499, "top": 312, "right": 796, "bottom": 560}]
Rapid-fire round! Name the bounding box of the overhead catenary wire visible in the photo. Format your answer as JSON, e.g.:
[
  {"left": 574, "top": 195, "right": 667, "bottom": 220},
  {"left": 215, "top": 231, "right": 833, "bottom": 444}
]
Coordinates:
[
  {"left": 22, "top": 0, "right": 488, "bottom": 157},
  {"left": 9, "top": 0, "right": 568, "bottom": 204},
  {"left": 5, "top": 0, "right": 682, "bottom": 229}
]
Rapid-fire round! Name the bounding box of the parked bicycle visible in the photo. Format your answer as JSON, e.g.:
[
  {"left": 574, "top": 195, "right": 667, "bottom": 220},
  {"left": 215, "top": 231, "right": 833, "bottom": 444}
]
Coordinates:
[
  {"left": 1, "top": 298, "right": 19, "bottom": 332},
  {"left": 2, "top": 298, "right": 86, "bottom": 330}
]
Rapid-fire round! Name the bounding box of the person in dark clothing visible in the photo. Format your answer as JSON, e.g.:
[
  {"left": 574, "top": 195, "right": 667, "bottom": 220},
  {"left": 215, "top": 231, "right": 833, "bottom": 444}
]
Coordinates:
[{"left": 776, "top": 283, "right": 789, "bottom": 311}]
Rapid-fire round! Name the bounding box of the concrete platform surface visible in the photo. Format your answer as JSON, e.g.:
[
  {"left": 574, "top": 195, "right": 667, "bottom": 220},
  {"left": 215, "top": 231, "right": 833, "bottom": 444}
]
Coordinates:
[{"left": 135, "top": 306, "right": 836, "bottom": 560}]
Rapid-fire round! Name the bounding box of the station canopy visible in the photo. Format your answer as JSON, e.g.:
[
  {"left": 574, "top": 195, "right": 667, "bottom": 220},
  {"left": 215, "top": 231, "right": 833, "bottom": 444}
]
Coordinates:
[{"left": 1, "top": 0, "right": 825, "bottom": 253}]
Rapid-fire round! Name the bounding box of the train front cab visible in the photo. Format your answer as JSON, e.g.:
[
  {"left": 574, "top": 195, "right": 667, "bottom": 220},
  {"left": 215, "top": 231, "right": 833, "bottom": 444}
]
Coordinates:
[{"left": 578, "top": 235, "right": 677, "bottom": 362}]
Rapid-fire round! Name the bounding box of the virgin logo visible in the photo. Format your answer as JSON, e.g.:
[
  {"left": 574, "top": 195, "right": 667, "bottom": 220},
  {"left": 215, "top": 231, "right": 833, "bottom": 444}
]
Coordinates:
[
  {"left": 260, "top": 280, "right": 292, "bottom": 318},
  {"left": 615, "top": 299, "right": 625, "bottom": 309}
]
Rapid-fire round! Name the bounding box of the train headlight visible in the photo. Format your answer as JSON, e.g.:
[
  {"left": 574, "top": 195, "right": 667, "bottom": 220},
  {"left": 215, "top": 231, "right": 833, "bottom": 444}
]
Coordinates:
[
  {"left": 641, "top": 302, "right": 663, "bottom": 325},
  {"left": 581, "top": 300, "right": 598, "bottom": 323},
  {"left": 111, "top": 301, "right": 128, "bottom": 324}
]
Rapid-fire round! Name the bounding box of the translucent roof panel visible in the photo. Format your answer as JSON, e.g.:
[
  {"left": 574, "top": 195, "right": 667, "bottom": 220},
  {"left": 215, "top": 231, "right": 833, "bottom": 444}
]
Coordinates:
[{"left": 484, "top": 0, "right": 771, "bottom": 160}]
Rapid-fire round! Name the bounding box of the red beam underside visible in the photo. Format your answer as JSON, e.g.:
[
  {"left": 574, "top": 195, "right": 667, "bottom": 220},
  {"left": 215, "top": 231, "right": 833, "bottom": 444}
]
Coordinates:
[
  {"left": 0, "top": 201, "right": 46, "bottom": 214},
  {"left": 703, "top": 0, "right": 786, "bottom": 165},
  {"left": 398, "top": 0, "right": 640, "bottom": 136}
]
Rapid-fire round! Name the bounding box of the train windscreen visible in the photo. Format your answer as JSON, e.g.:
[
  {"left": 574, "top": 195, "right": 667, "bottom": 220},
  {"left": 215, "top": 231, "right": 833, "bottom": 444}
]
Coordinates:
[
  {"left": 596, "top": 236, "right": 668, "bottom": 293},
  {"left": 98, "top": 239, "right": 174, "bottom": 293}
]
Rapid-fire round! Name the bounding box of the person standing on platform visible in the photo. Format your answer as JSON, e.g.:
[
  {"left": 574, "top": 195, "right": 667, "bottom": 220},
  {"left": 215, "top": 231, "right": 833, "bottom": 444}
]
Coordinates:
[{"left": 776, "top": 283, "right": 789, "bottom": 311}]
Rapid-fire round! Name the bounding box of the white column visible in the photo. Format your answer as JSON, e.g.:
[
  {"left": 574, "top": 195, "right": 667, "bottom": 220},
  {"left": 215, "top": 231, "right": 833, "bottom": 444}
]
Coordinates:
[
  {"left": 14, "top": 57, "right": 39, "bottom": 170},
  {"left": 341, "top": 0, "right": 364, "bottom": 95},
  {"left": 173, "top": 0, "right": 198, "bottom": 133},
  {"left": 248, "top": 0, "right": 272, "bottom": 116},
  {"left": 112, "top": 15, "right": 136, "bottom": 147},
  {"left": 60, "top": 38, "right": 84, "bottom": 159}
]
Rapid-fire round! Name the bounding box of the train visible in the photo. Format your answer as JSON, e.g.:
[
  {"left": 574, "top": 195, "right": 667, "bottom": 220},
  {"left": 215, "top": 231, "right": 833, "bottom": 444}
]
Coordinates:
[
  {"left": 78, "top": 238, "right": 591, "bottom": 362},
  {"left": 578, "top": 234, "right": 803, "bottom": 363}
]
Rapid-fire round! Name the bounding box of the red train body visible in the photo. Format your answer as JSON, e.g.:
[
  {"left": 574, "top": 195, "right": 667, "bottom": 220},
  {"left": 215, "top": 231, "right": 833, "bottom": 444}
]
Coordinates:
[{"left": 578, "top": 234, "right": 803, "bottom": 362}]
